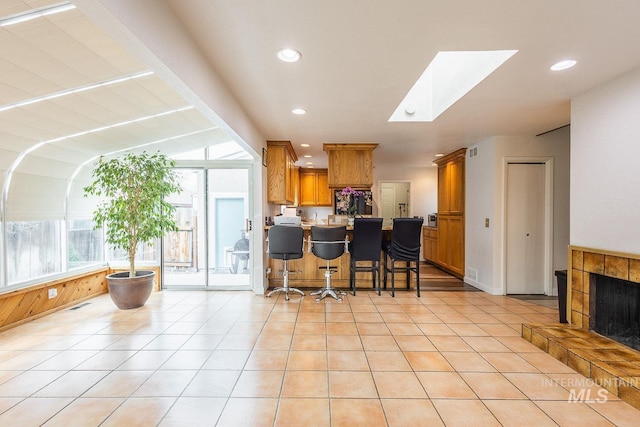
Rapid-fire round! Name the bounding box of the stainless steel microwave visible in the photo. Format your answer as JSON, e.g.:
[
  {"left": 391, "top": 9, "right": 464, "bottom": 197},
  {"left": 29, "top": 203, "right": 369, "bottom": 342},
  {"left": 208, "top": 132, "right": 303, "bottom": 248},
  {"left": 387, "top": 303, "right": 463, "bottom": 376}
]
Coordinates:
[{"left": 427, "top": 213, "right": 437, "bottom": 227}]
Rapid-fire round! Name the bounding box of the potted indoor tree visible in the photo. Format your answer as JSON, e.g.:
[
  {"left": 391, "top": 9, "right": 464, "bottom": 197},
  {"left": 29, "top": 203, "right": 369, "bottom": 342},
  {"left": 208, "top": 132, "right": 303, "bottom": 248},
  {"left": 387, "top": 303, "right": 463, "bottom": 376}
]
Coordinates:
[{"left": 84, "top": 151, "right": 181, "bottom": 309}]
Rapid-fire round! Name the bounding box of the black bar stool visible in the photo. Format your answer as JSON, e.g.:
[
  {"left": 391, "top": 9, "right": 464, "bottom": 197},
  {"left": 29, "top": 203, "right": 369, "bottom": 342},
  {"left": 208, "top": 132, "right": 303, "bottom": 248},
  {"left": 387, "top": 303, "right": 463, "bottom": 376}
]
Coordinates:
[
  {"left": 309, "top": 226, "right": 349, "bottom": 302},
  {"left": 382, "top": 217, "right": 424, "bottom": 297},
  {"left": 349, "top": 217, "right": 383, "bottom": 296},
  {"left": 266, "top": 225, "right": 305, "bottom": 301}
]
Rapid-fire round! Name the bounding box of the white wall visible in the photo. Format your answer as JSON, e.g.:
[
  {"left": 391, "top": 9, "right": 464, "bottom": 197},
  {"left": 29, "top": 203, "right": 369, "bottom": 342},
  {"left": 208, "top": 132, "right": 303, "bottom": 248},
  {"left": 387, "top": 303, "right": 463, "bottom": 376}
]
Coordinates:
[
  {"left": 374, "top": 165, "right": 438, "bottom": 218},
  {"left": 465, "top": 128, "right": 570, "bottom": 294},
  {"left": 465, "top": 138, "right": 497, "bottom": 292},
  {"left": 571, "top": 67, "right": 640, "bottom": 254}
]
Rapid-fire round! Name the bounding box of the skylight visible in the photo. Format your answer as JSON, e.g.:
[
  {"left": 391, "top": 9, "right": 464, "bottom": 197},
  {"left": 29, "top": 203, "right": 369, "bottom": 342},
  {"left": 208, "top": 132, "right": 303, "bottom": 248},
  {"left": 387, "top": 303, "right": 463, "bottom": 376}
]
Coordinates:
[{"left": 389, "top": 50, "right": 518, "bottom": 122}]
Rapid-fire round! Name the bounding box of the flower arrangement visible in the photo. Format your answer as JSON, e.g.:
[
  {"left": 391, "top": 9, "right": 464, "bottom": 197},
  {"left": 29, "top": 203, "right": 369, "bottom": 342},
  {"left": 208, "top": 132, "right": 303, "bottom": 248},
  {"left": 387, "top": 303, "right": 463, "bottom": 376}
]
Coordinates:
[{"left": 340, "top": 186, "right": 364, "bottom": 217}]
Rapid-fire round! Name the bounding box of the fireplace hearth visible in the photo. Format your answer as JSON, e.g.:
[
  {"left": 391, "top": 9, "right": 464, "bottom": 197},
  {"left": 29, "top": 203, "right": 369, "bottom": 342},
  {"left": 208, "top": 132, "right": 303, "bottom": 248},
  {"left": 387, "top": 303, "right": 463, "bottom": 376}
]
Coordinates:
[{"left": 522, "top": 247, "right": 640, "bottom": 410}]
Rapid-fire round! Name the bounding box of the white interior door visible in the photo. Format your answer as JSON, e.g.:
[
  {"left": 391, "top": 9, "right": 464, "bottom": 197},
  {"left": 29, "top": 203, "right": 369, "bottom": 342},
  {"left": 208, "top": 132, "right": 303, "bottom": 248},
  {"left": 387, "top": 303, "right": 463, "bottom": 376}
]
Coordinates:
[
  {"left": 506, "top": 163, "right": 545, "bottom": 294},
  {"left": 380, "top": 186, "right": 396, "bottom": 221},
  {"left": 380, "top": 182, "right": 410, "bottom": 219}
]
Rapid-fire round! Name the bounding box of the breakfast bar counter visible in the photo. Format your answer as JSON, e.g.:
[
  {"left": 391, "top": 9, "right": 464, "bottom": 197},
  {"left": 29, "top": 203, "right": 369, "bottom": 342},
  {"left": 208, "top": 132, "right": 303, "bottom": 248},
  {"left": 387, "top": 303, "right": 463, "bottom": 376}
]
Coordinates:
[{"left": 265, "top": 223, "right": 410, "bottom": 291}]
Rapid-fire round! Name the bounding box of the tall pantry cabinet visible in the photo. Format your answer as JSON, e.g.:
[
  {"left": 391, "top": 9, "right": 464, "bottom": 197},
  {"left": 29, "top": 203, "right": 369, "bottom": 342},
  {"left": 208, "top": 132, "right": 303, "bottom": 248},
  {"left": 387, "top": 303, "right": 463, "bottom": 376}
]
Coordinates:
[{"left": 434, "top": 148, "right": 466, "bottom": 278}]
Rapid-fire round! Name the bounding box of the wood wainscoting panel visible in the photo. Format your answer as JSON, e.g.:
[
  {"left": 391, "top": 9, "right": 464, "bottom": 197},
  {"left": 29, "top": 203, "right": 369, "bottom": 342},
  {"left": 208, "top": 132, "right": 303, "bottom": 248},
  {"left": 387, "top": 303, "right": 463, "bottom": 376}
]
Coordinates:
[{"left": 0, "top": 268, "right": 109, "bottom": 332}]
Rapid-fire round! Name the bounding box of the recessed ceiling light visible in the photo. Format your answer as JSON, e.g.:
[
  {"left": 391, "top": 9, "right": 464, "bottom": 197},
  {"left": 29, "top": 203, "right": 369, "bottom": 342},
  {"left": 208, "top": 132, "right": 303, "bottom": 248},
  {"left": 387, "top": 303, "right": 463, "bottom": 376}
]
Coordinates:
[
  {"left": 301, "top": 143, "right": 310, "bottom": 147},
  {"left": 276, "top": 48, "right": 301, "bottom": 63},
  {"left": 305, "top": 162, "right": 313, "bottom": 165},
  {"left": 432, "top": 162, "right": 438, "bottom": 167},
  {"left": 434, "top": 153, "right": 444, "bottom": 157},
  {"left": 303, "top": 155, "right": 312, "bottom": 158},
  {"left": 292, "top": 108, "right": 306, "bottom": 115},
  {"left": 550, "top": 59, "right": 577, "bottom": 71}
]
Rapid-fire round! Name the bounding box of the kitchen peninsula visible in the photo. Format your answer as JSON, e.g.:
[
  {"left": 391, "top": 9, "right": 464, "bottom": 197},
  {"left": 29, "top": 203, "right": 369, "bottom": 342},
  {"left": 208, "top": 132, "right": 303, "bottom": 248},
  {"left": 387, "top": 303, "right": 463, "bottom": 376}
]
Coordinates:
[
  {"left": 265, "top": 221, "right": 412, "bottom": 291},
  {"left": 264, "top": 142, "right": 414, "bottom": 291}
]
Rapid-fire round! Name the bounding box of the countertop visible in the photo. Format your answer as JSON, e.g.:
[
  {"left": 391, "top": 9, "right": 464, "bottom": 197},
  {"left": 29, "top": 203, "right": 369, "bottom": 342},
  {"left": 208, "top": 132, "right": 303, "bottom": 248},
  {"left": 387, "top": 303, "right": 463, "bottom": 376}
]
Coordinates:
[{"left": 264, "top": 221, "right": 393, "bottom": 231}]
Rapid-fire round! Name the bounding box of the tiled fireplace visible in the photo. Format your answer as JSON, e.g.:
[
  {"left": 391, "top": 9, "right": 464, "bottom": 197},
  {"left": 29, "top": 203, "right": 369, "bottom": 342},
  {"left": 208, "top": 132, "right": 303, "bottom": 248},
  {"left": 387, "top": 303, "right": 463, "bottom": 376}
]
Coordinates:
[
  {"left": 569, "top": 247, "right": 640, "bottom": 329},
  {"left": 522, "top": 246, "right": 640, "bottom": 410}
]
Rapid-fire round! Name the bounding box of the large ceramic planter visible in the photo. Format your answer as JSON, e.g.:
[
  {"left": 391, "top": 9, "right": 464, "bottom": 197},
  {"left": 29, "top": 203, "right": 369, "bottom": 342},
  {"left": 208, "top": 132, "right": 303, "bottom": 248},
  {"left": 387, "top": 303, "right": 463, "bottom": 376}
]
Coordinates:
[{"left": 106, "top": 270, "right": 155, "bottom": 309}]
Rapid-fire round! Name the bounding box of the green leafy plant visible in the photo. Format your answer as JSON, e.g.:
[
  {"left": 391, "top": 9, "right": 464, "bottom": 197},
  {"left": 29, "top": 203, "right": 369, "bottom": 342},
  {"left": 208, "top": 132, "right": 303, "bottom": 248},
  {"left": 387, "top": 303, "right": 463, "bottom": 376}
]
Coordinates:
[{"left": 84, "top": 151, "right": 182, "bottom": 278}]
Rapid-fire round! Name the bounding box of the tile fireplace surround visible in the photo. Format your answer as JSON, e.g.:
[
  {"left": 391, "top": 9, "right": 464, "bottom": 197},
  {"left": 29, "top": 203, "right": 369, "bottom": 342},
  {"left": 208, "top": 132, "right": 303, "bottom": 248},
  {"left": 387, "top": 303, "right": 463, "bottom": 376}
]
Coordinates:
[{"left": 523, "top": 246, "right": 640, "bottom": 410}]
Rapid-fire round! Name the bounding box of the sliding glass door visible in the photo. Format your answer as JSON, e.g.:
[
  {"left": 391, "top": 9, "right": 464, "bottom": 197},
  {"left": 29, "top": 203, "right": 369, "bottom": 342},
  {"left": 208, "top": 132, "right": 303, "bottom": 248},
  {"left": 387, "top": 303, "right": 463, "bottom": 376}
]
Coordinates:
[
  {"left": 207, "top": 168, "right": 251, "bottom": 289},
  {"left": 162, "top": 166, "right": 252, "bottom": 290}
]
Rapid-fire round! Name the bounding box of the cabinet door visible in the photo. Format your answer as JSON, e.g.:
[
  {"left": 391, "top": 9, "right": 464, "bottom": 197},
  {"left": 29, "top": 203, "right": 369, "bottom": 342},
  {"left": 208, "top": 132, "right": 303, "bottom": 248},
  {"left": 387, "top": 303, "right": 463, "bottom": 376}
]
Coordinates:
[
  {"left": 423, "top": 228, "right": 433, "bottom": 261},
  {"left": 316, "top": 172, "right": 332, "bottom": 205},
  {"left": 423, "top": 227, "right": 438, "bottom": 262},
  {"left": 289, "top": 167, "right": 300, "bottom": 207},
  {"left": 326, "top": 148, "right": 374, "bottom": 188},
  {"left": 446, "top": 216, "right": 464, "bottom": 276},
  {"left": 267, "top": 146, "right": 287, "bottom": 204},
  {"left": 448, "top": 157, "right": 464, "bottom": 215},
  {"left": 299, "top": 169, "right": 331, "bottom": 206},
  {"left": 286, "top": 154, "right": 296, "bottom": 203},
  {"left": 430, "top": 231, "right": 438, "bottom": 263},
  {"left": 437, "top": 165, "right": 450, "bottom": 214},
  {"left": 267, "top": 142, "right": 297, "bottom": 205},
  {"left": 436, "top": 218, "right": 448, "bottom": 267},
  {"left": 299, "top": 171, "right": 316, "bottom": 206}
]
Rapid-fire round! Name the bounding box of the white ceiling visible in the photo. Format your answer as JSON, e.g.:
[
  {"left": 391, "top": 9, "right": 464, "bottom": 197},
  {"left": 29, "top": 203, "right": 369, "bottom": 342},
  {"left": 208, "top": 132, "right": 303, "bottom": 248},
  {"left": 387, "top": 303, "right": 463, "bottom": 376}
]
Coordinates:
[
  {"left": 0, "top": 0, "right": 238, "bottom": 175},
  {"left": 164, "top": 0, "right": 640, "bottom": 167},
  {"left": 2, "top": 0, "right": 640, "bottom": 172}
]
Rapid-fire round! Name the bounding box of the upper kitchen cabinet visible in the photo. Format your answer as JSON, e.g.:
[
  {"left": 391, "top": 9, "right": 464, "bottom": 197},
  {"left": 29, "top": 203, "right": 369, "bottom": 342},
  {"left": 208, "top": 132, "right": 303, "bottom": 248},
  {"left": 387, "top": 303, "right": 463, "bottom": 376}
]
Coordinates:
[
  {"left": 299, "top": 168, "right": 331, "bottom": 206},
  {"left": 434, "top": 147, "right": 466, "bottom": 278},
  {"left": 267, "top": 140, "right": 298, "bottom": 204},
  {"left": 436, "top": 148, "right": 465, "bottom": 215},
  {"left": 323, "top": 143, "right": 378, "bottom": 188}
]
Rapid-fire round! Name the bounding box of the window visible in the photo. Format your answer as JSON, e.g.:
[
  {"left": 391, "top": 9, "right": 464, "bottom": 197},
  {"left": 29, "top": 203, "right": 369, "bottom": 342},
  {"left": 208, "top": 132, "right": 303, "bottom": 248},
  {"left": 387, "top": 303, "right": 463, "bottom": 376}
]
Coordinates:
[
  {"left": 6, "top": 220, "right": 62, "bottom": 284},
  {"left": 68, "top": 219, "right": 103, "bottom": 269}
]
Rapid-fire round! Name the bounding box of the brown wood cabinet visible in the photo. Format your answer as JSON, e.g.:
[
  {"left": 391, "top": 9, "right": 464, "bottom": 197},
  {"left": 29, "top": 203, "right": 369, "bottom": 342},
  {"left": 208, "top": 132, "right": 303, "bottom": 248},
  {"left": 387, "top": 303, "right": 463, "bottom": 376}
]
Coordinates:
[
  {"left": 299, "top": 168, "right": 331, "bottom": 206},
  {"left": 323, "top": 143, "right": 378, "bottom": 188},
  {"left": 437, "top": 153, "right": 464, "bottom": 215},
  {"left": 434, "top": 148, "right": 466, "bottom": 278},
  {"left": 287, "top": 167, "right": 300, "bottom": 207},
  {"left": 267, "top": 141, "right": 298, "bottom": 205},
  {"left": 422, "top": 226, "right": 438, "bottom": 263}
]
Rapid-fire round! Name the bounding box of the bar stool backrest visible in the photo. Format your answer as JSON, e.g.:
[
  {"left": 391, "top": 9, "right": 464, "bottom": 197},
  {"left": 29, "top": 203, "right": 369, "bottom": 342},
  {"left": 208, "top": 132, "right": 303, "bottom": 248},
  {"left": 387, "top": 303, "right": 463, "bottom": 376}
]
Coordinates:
[
  {"left": 388, "top": 218, "right": 424, "bottom": 260},
  {"left": 351, "top": 218, "right": 383, "bottom": 262},
  {"left": 311, "top": 226, "right": 347, "bottom": 261},
  {"left": 268, "top": 225, "right": 304, "bottom": 260}
]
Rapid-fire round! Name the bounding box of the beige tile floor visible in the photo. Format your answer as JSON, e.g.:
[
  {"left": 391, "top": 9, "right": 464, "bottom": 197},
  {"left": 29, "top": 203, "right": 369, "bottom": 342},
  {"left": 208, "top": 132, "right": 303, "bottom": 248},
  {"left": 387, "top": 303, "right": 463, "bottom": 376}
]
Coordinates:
[{"left": 0, "top": 288, "right": 639, "bottom": 426}]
